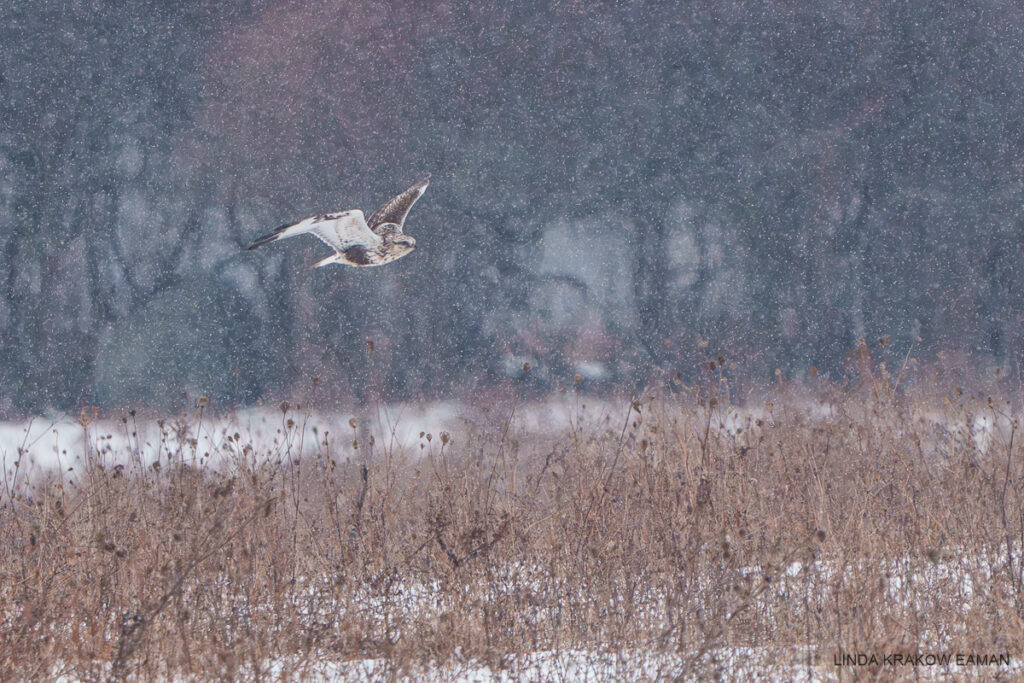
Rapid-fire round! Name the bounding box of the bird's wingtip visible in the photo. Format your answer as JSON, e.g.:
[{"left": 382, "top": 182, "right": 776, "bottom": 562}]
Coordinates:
[{"left": 247, "top": 231, "right": 280, "bottom": 250}]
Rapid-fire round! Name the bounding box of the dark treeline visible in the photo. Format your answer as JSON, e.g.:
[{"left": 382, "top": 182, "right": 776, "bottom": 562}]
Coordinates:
[{"left": 2, "top": 0, "right": 1024, "bottom": 413}]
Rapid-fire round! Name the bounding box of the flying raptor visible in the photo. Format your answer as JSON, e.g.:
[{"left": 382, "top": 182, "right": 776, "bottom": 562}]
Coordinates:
[{"left": 248, "top": 176, "right": 429, "bottom": 268}]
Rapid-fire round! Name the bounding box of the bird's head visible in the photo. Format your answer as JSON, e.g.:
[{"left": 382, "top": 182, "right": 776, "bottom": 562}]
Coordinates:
[
  {"left": 379, "top": 222, "right": 416, "bottom": 255},
  {"left": 390, "top": 234, "right": 416, "bottom": 259}
]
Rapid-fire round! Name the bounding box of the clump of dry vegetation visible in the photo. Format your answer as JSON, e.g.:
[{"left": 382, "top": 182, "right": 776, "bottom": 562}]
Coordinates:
[{"left": 2, "top": 361, "right": 1024, "bottom": 680}]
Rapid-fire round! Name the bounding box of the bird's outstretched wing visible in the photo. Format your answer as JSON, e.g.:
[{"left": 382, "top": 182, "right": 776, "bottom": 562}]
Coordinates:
[
  {"left": 248, "top": 210, "right": 379, "bottom": 251},
  {"left": 366, "top": 175, "right": 430, "bottom": 233}
]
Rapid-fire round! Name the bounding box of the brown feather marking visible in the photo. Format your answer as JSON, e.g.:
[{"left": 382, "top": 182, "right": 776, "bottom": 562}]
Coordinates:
[
  {"left": 367, "top": 175, "right": 430, "bottom": 232},
  {"left": 343, "top": 245, "right": 372, "bottom": 266}
]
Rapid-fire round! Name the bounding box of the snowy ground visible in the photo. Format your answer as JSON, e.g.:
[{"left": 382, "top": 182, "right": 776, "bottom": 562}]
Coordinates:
[
  {"left": 14, "top": 397, "right": 1022, "bottom": 682},
  {"left": 50, "top": 648, "right": 829, "bottom": 682},
  {"left": 1, "top": 395, "right": 1012, "bottom": 481},
  {"left": 53, "top": 645, "right": 1019, "bottom": 682},
  {"left": 261, "top": 647, "right": 830, "bottom": 682},
  {"left": 0, "top": 397, "right": 636, "bottom": 478}
]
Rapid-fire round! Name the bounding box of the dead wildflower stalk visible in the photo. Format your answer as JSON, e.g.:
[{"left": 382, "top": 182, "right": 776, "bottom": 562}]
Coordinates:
[{"left": 2, "top": 372, "right": 1024, "bottom": 679}]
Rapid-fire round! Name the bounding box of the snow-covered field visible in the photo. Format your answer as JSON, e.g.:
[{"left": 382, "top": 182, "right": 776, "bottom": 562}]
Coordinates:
[
  {"left": 2, "top": 394, "right": 1012, "bottom": 479},
  {"left": 0, "top": 399, "right": 604, "bottom": 473},
  {"left": 260, "top": 647, "right": 828, "bottom": 682},
  {"left": 47, "top": 647, "right": 833, "bottom": 682},
  {"left": 9, "top": 394, "right": 1023, "bottom": 681}
]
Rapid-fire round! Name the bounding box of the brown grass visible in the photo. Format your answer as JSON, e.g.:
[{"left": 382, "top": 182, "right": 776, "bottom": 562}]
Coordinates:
[{"left": 2, "top": 368, "right": 1024, "bottom": 680}]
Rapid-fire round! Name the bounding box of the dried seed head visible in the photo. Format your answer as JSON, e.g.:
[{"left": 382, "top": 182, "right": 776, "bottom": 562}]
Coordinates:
[
  {"left": 349, "top": 417, "right": 358, "bottom": 430},
  {"left": 440, "top": 432, "right": 450, "bottom": 445},
  {"left": 280, "top": 401, "right": 290, "bottom": 414},
  {"left": 523, "top": 362, "right": 531, "bottom": 372}
]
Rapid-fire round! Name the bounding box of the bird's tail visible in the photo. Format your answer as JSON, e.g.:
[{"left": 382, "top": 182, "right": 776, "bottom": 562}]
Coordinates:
[{"left": 311, "top": 254, "right": 338, "bottom": 269}]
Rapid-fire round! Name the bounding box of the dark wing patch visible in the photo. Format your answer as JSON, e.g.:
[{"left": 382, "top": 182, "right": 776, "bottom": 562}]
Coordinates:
[
  {"left": 342, "top": 245, "right": 372, "bottom": 266},
  {"left": 248, "top": 221, "right": 295, "bottom": 250},
  {"left": 315, "top": 210, "right": 353, "bottom": 223},
  {"left": 367, "top": 175, "right": 430, "bottom": 233}
]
